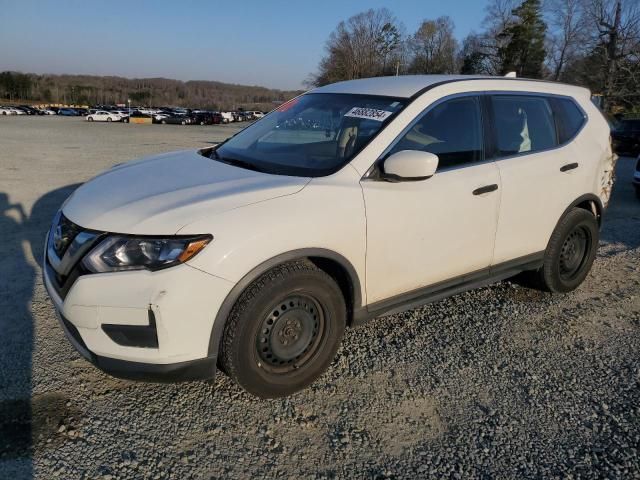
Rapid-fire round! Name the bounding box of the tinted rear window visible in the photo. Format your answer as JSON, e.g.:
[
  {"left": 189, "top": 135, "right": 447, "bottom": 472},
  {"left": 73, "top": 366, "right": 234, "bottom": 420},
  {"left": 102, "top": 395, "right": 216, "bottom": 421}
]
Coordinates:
[{"left": 551, "top": 97, "right": 586, "bottom": 143}]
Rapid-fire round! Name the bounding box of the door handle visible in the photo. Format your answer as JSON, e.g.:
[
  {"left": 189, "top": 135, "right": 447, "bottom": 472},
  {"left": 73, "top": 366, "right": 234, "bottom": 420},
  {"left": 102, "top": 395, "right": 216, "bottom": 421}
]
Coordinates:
[
  {"left": 560, "top": 162, "right": 579, "bottom": 172},
  {"left": 473, "top": 184, "right": 499, "bottom": 195}
]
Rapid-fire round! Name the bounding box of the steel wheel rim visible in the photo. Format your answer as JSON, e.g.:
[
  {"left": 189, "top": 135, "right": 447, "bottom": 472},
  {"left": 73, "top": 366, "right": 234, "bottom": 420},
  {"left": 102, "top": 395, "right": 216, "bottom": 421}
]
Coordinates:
[
  {"left": 256, "top": 294, "right": 325, "bottom": 373},
  {"left": 559, "top": 226, "right": 590, "bottom": 281}
]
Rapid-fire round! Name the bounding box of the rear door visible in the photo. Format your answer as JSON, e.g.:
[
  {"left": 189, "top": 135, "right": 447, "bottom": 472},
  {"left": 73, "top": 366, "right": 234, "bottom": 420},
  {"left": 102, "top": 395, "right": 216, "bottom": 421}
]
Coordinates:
[{"left": 489, "top": 94, "right": 587, "bottom": 264}]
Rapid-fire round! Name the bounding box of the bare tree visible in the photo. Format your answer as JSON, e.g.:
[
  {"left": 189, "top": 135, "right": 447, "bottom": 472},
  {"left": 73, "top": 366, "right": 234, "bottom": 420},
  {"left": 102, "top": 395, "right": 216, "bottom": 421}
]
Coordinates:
[
  {"left": 546, "top": 0, "right": 588, "bottom": 80},
  {"left": 407, "top": 17, "right": 459, "bottom": 74},
  {"left": 583, "top": 0, "right": 640, "bottom": 108},
  {"left": 309, "top": 8, "right": 404, "bottom": 86}
]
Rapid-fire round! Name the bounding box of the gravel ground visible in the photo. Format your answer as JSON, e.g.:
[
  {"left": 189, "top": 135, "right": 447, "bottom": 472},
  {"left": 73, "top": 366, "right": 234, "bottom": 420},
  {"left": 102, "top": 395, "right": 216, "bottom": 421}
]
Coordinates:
[{"left": 1, "top": 116, "right": 639, "bottom": 479}]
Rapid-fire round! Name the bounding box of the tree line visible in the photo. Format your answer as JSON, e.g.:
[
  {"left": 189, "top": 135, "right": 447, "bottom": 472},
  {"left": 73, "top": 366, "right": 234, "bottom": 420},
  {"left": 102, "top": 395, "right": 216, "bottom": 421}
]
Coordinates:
[
  {"left": 309, "top": 0, "right": 640, "bottom": 112},
  {"left": 0, "top": 72, "right": 302, "bottom": 111}
]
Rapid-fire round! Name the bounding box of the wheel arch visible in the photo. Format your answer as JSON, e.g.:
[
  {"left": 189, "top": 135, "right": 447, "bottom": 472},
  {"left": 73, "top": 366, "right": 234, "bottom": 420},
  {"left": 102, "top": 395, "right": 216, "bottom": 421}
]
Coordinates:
[
  {"left": 207, "top": 248, "right": 363, "bottom": 358},
  {"left": 562, "top": 193, "right": 604, "bottom": 228}
]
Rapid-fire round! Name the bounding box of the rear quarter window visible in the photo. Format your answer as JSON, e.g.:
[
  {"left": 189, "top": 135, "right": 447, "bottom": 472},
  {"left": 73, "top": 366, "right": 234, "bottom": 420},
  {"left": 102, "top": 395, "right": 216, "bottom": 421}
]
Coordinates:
[{"left": 551, "top": 97, "right": 587, "bottom": 143}]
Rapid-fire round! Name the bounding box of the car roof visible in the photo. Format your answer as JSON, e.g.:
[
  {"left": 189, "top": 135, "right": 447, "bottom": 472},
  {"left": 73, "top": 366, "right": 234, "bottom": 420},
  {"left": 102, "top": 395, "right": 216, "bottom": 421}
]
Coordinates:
[{"left": 310, "top": 74, "right": 589, "bottom": 99}]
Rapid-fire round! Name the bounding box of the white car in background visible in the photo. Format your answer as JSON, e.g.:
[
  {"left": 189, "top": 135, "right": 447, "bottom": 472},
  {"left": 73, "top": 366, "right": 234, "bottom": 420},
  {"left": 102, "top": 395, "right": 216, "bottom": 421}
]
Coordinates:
[
  {"left": 3, "top": 107, "right": 26, "bottom": 115},
  {"left": 0, "top": 107, "right": 16, "bottom": 115},
  {"left": 220, "top": 111, "right": 234, "bottom": 123},
  {"left": 40, "top": 108, "right": 57, "bottom": 115},
  {"left": 44, "top": 75, "right": 614, "bottom": 398},
  {"left": 249, "top": 111, "right": 265, "bottom": 119},
  {"left": 86, "top": 110, "right": 122, "bottom": 122}
]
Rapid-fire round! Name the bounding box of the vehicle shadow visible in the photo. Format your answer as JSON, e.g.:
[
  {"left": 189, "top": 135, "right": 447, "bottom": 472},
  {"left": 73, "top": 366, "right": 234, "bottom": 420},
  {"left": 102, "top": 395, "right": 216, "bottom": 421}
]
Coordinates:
[{"left": 0, "top": 184, "right": 80, "bottom": 478}]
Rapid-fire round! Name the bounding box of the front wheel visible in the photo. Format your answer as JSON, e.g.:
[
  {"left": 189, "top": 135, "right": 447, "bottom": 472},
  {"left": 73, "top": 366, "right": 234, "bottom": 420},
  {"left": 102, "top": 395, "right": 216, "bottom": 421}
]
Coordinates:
[
  {"left": 220, "top": 260, "right": 346, "bottom": 398},
  {"left": 534, "top": 208, "right": 599, "bottom": 293}
]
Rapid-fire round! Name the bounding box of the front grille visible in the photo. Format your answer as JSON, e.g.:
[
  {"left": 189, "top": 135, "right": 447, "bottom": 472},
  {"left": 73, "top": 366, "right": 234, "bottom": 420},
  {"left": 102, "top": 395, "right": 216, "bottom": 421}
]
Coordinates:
[
  {"left": 52, "top": 214, "right": 82, "bottom": 257},
  {"left": 45, "top": 212, "right": 102, "bottom": 300}
]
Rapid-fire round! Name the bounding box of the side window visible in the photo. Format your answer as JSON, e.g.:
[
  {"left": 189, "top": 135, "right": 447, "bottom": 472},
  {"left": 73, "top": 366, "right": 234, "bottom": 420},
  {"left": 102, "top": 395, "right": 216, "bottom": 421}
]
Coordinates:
[
  {"left": 388, "top": 96, "right": 483, "bottom": 170},
  {"left": 551, "top": 97, "right": 586, "bottom": 143},
  {"left": 491, "top": 95, "right": 557, "bottom": 157}
]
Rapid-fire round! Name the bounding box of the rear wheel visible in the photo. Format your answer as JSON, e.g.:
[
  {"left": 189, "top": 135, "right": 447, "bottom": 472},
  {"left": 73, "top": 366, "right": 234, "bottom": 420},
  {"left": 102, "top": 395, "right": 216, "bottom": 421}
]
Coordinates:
[
  {"left": 161, "top": 120, "right": 167, "bottom": 125},
  {"left": 88, "top": 117, "right": 93, "bottom": 122},
  {"left": 533, "top": 208, "right": 599, "bottom": 293},
  {"left": 220, "top": 260, "right": 346, "bottom": 398},
  {"left": 107, "top": 117, "right": 112, "bottom": 122}
]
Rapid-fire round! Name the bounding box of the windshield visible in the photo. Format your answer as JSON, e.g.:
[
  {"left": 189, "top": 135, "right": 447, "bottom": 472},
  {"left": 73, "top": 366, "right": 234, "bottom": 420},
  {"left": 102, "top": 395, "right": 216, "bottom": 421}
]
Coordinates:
[{"left": 213, "top": 93, "right": 407, "bottom": 176}]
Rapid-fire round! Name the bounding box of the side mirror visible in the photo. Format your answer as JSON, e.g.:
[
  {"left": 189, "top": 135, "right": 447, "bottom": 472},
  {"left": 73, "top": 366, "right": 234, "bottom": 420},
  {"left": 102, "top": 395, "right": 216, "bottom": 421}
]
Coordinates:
[{"left": 382, "top": 150, "right": 439, "bottom": 182}]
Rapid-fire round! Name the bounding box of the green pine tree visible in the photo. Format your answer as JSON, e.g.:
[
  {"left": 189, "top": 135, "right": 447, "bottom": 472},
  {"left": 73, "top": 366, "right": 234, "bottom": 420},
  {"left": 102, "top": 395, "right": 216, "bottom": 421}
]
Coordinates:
[{"left": 498, "top": 0, "right": 547, "bottom": 78}]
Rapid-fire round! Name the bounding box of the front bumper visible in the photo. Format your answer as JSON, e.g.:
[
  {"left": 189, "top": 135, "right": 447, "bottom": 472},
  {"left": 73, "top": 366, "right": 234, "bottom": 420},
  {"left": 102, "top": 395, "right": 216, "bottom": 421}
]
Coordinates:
[
  {"left": 55, "top": 310, "right": 216, "bottom": 382},
  {"left": 44, "top": 230, "right": 235, "bottom": 382}
]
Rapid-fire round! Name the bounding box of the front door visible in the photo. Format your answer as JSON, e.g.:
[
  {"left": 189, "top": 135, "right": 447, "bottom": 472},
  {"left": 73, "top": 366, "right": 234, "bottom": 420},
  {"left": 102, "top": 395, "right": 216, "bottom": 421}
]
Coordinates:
[{"left": 361, "top": 95, "right": 501, "bottom": 305}]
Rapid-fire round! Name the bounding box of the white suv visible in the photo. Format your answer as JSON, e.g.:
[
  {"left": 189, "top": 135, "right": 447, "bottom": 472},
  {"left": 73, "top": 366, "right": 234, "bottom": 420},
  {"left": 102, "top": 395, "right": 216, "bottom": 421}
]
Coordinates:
[{"left": 44, "top": 75, "right": 616, "bottom": 397}]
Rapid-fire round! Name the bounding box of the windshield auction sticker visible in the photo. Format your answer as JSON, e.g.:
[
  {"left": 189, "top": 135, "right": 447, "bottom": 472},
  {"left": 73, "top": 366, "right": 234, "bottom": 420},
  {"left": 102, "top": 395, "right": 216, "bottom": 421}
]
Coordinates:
[{"left": 344, "top": 107, "right": 393, "bottom": 122}]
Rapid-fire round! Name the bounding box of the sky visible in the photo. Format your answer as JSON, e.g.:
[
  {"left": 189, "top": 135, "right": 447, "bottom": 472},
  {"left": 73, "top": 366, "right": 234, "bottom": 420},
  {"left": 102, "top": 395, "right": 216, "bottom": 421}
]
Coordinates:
[{"left": 0, "top": 0, "right": 488, "bottom": 90}]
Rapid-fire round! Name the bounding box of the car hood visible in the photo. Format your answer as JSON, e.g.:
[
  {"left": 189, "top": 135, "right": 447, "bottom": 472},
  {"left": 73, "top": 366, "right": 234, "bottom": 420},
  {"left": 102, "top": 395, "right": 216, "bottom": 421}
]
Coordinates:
[{"left": 62, "top": 149, "right": 310, "bottom": 234}]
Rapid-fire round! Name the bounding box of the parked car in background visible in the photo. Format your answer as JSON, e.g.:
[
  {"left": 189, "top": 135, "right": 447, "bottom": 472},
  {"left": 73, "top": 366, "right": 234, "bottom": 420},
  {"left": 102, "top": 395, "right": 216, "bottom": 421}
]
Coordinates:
[
  {"left": 110, "top": 110, "right": 130, "bottom": 121},
  {"left": 38, "top": 108, "right": 57, "bottom": 115},
  {"left": 192, "top": 112, "right": 217, "bottom": 125},
  {"left": 58, "top": 108, "right": 79, "bottom": 116},
  {"left": 220, "top": 111, "right": 234, "bottom": 123},
  {"left": 87, "top": 110, "right": 123, "bottom": 122},
  {"left": 248, "top": 111, "right": 265, "bottom": 119},
  {"left": 0, "top": 107, "right": 16, "bottom": 115},
  {"left": 8, "top": 106, "right": 27, "bottom": 115},
  {"left": 76, "top": 108, "right": 89, "bottom": 116},
  {"left": 43, "top": 75, "right": 614, "bottom": 398},
  {"left": 18, "top": 105, "right": 42, "bottom": 115},
  {"left": 611, "top": 118, "right": 640, "bottom": 156},
  {"left": 152, "top": 111, "right": 172, "bottom": 123},
  {"left": 159, "top": 114, "right": 194, "bottom": 125},
  {"left": 212, "top": 112, "right": 223, "bottom": 124}
]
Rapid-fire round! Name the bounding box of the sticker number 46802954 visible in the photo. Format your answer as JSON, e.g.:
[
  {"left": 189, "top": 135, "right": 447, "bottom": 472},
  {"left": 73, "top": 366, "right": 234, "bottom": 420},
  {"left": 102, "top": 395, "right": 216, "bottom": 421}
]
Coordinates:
[{"left": 344, "top": 107, "right": 393, "bottom": 122}]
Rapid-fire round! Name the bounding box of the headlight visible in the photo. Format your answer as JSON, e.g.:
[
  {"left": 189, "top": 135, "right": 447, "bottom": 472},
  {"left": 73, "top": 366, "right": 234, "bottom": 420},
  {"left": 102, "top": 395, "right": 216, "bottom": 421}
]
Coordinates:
[{"left": 82, "top": 235, "right": 212, "bottom": 273}]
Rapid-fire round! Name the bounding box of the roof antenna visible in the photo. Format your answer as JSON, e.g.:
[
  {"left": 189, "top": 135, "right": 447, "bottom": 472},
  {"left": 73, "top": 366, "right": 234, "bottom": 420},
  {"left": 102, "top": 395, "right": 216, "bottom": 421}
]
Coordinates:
[{"left": 504, "top": 72, "right": 517, "bottom": 78}]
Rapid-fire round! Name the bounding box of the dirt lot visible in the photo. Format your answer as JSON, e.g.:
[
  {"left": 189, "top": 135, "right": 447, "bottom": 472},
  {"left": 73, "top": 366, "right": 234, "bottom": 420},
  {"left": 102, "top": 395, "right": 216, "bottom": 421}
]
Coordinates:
[{"left": 1, "top": 115, "right": 639, "bottom": 479}]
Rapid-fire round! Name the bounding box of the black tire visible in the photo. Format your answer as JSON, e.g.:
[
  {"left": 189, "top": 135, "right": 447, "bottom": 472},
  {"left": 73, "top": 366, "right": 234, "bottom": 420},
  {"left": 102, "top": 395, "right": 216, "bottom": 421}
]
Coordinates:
[
  {"left": 88, "top": 117, "right": 93, "bottom": 122},
  {"left": 220, "top": 260, "right": 346, "bottom": 398},
  {"left": 533, "top": 208, "right": 599, "bottom": 293},
  {"left": 181, "top": 120, "right": 186, "bottom": 125},
  {"left": 161, "top": 120, "right": 166, "bottom": 125},
  {"left": 123, "top": 118, "right": 129, "bottom": 123},
  {"left": 107, "top": 117, "right": 112, "bottom": 122}
]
